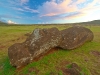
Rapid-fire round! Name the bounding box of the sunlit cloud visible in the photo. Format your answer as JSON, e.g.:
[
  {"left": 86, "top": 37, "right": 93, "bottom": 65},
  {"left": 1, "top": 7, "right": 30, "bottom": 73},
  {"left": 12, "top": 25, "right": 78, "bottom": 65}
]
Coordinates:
[
  {"left": 76, "top": 0, "right": 86, "bottom": 4},
  {"left": 37, "top": 0, "right": 100, "bottom": 22},
  {"left": 38, "top": 0, "right": 77, "bottom": 17},
  {"left": 62, "top": 12, "right": 85, "bottom": 20},
  {"left": 8, "top": 20, "right": 17, "bottom": 24}
]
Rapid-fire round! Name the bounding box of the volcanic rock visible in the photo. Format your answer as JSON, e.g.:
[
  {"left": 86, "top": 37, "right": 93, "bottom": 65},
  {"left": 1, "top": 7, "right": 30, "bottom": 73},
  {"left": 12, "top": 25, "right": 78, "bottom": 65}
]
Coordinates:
[
  {"left": 24, "top": 27, "right": 62, "bottom": 61},
  {"left": 8, "top": 27, "right": 62, "bottom": 68},
  {"left": 8, "top": 43, "right": 30, "bottom": 68},
  {"left": 59, "top": 26, "right": 94, "bottom": 49}
]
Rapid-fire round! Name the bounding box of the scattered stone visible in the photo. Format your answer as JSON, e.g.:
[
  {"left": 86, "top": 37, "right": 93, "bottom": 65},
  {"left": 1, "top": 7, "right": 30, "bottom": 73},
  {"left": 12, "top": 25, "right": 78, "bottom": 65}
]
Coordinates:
[
  {"left": 63, "top": 63, "right": 85, "bottom": 75},
  {"left": 28, "top": 67, "right": 39, "bottom": 74},
  {"left": 0, "top": 45, "right": 5, "bottom": 49},
  {"left": 17, "top": 38, "right": 20, "bottom": 40},
  {"left": 0, "top": 65, "right": 3, "bottom": 71},
  {"left": 59, "top": 26, "right": 94, "bottom": 49},
  {"left": 90, "top": 50, "right": 100, "bottom": 57},
  {"left": 84, "top": 58, "right": 89, "bottom": 62},
  {"left": 11, "top": 39, "right": 15, "bottom": 41}
]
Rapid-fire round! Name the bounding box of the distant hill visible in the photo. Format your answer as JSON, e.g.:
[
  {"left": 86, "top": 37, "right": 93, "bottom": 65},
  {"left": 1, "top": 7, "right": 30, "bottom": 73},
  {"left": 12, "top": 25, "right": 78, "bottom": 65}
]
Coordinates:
[
  {"left": 70, "top": 20, "right": 100, "bottom": 25},
  {"left": 87, "top": 20, "right": 100, "bottom": 24},
  {"left": 0, "top": 21, "right": 7, "bottom": 25},
  {"left": 0, "top": 20, "right": 100, "bottom": 26},
  {"left": 80, "top": 20, "right": 100, "bottom": 24}
]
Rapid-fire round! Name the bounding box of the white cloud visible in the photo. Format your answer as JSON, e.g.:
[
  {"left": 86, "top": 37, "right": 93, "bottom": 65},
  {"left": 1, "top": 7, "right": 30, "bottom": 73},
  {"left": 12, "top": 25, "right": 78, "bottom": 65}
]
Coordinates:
[
  {"left": 8, "top": 0, "right": 29, "bottom": 6},
  {"left": 13, "top": 7, "right": 25, "bottom": 11},
  {"left": 20, "top": 0, "right": 29, "bottom": 5},
  {"left": 24, "top": 6, "right": 39, "bottom": 13},
  {"left": 12, "top": 6, "right": 39, "bottom": 13},
  {"left": 8, "top": 20, "right": 17, "bottom": 24}
]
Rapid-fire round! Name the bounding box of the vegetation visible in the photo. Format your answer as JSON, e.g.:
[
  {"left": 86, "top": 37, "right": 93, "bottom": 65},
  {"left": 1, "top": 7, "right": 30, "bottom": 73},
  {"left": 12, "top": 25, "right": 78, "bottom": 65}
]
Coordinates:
[{"left": 0, "top": 24, "right": 100, "bottom": 75}]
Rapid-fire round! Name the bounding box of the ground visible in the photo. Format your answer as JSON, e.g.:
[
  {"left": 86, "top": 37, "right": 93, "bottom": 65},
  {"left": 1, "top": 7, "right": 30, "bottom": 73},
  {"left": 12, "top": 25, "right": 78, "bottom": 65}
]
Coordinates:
[{"left": 0, "top": 25, "right": 100, "bottom": 75}]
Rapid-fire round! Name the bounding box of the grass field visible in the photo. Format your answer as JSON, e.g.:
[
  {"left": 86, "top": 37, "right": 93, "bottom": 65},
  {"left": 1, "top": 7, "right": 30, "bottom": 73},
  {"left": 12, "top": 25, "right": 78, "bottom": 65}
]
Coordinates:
[{"left": 0, "top": 25, "right": 100, "bottom": 75}]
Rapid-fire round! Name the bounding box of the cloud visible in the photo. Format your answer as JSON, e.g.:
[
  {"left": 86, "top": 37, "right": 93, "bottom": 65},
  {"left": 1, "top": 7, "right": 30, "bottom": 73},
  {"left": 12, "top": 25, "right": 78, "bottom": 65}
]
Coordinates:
[
  {"left": 0, "top": 14, "right": 22, "bottom": 19},
  {"left": 8, "top": 20, "right": 17, "bottom": 24},
  {"left": 39, "top": 0, "right": 100, "bottom": 20},
  {"left": 60, "top": 0, "right": 100, "bottom": 21},
  {"left": 8, "top": 0, "right": 29, "bottom": 5},
  {"left": 11, "top": 6, "right": 39, "bottom": 13},
  {"left": 77, "top": 0, "right": 100, "bottom": 16},
  {"left": 61, "top": 12, "right": 85, "bottom": 20},
  {"left": 24, "top": 6, "right": 39, "bottom": 13},
  {"left": 38, "top": 0, "right": 77, "bottom": 17},
  {"left": 20, "top": 0, "right": 29, "bottom": 5},
  {"left": 0, "top": 16, "right": 17, "bottom": 23},
  {"left": 12, "top": 7, "right": 25, "bottom": 11},
  {"left": 76, "top": 0, "right": 86, "bottom": 4},
  {"left": 0, "top": 0, "right": 38, "bottom": 14},
  {"left": 7, "top": 0, "right": 38, "bottom": 13}
]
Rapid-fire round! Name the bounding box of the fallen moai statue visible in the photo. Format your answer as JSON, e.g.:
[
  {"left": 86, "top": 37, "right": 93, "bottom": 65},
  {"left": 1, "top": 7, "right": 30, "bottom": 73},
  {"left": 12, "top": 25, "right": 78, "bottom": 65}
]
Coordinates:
[
  {"left": 8, "top": 26, "right": 94, "bottom": 68},
  {"left": 8, "top": 27, "right": 62, "bottom": 68},
  {"left": 59, "top": 26, "right": 94, "bottom": 49}
]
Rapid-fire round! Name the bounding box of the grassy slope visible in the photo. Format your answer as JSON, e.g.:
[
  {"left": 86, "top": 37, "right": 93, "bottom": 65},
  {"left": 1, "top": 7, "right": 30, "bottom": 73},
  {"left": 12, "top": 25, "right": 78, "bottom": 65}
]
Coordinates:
[{"left": 0, "top": 25, "right": 100, "bottom": 75}]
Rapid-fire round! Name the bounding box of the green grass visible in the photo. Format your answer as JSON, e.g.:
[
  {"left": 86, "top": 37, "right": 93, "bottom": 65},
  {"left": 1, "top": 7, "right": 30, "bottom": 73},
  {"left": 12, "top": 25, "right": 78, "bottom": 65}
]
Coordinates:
[{"left": 0, "top": 25, "right": 100, "bottom": 75}]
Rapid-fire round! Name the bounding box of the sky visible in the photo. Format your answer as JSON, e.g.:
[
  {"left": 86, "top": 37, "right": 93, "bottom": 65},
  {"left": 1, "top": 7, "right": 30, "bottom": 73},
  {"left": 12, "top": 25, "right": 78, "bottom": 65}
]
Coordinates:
[{"left": 0, "top": 0, "right": 100, "bottom": 24}]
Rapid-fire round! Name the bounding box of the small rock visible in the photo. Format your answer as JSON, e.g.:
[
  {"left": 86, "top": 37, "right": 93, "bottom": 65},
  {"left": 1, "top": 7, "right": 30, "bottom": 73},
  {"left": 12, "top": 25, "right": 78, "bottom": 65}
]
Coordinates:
[
  {"left": 90, "top": 50, "right": 100, "bottom": 57},
  {"left": 63, "top": 63, "right": 85, "bottom": 75}
]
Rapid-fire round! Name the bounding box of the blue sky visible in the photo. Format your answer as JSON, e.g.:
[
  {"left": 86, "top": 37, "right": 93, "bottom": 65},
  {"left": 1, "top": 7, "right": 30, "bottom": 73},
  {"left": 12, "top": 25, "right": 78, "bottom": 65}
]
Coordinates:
[{"left": 0, "top": 0, "right": 100, "bottom": 24}]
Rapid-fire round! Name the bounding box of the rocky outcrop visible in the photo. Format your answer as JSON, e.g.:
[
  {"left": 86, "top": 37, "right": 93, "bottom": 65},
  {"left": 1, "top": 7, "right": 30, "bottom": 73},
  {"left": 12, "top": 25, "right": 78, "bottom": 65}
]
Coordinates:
[
  {"left": 8, "top": 26, "right": 94, "bottom": 68},
  {"left": 59, "top": 26, "right": 94, "bottom": 49},
  {"left": 8, "top": 27, "right": 62, "bottom": 68}
]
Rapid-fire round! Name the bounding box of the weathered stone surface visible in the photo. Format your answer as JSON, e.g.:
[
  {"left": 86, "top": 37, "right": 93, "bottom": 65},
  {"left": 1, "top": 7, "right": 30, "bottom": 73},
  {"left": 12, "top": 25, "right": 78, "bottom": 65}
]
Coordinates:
[
  {"left": 8, "top": 27, "right": 62, "bottom": 68},
  {"left": 25, "top": 27, "right": 62, "bottom": 61},
  {"left": 59, "top": 26, "right": 94, "bottom": 49},
  {"left": 8, "top": 43, "right": 30, "bottom": 68}
]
